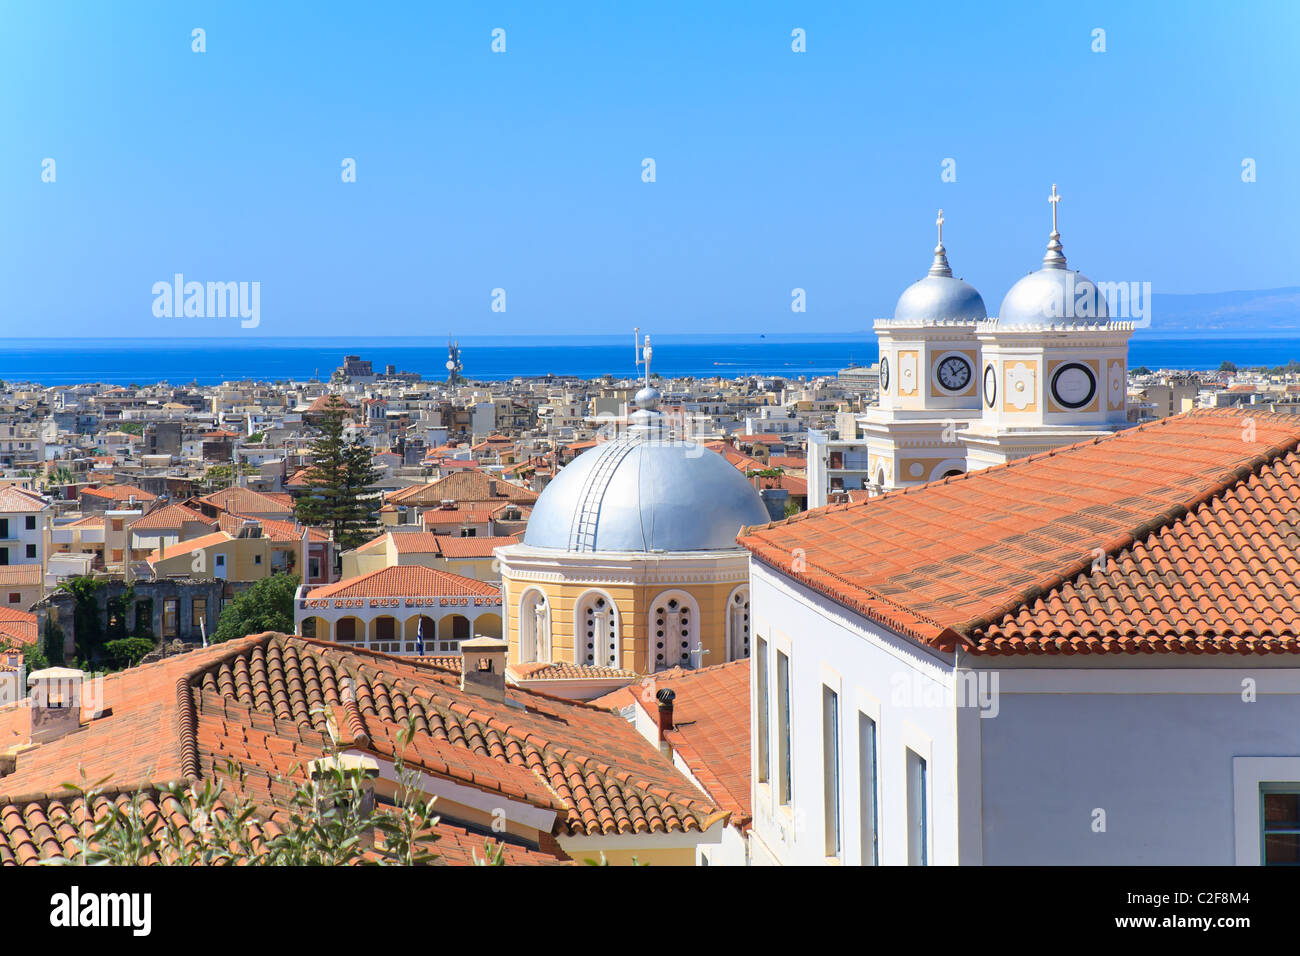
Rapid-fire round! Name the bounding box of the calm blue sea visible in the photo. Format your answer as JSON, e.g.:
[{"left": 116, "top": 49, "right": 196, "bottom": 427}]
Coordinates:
[{"left": 0, "top": 333, "right": 1297, "bottom": 386}]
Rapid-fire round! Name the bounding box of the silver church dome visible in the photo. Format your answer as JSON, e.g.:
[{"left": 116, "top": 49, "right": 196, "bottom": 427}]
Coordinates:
[
  {"left": 998, "top": 184, "right": 1109, "bottom": 328},
  {"left": 892, "top": 211, "right": 986, "bottom": 322},
  {"left": 524, "top": 418, "right": 771, "bottom": 553}
]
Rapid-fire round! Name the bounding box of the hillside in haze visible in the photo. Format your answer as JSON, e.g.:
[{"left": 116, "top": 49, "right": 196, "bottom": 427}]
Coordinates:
[{"left": 1149, "top": 287, "right": 1300, "bottom": 332}]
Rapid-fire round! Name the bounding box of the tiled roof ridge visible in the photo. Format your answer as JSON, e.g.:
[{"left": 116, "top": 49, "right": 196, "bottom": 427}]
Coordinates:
[
  {"left": 742, "top": 409, "right": 1300, "bottom": 649},
  {"left": 964, "top": 439, "right": 1300, "bottom": 643},
  {"left": 742, "top": 408, "right": 1300, "bottom": 536},
  {"left": 0, "top": 776, "right": 198, "bottom": 810},
  {"left": 334, "top": 654, "right": 720, "bottom": 818},
  {"left": 748, "top": 549, "right": 954, "bottom": 647},
  {"left": 202, "top": 635, "right": 722, "bottom": 834}
]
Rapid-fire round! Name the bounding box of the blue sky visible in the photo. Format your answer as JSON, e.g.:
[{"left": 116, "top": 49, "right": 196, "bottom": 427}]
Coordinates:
[{"left": 1, "top": 0, "right": 1296, "bottom": 338}]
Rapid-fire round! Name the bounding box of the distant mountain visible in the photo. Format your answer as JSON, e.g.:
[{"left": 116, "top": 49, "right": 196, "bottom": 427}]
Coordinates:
[{"left": 1148, "top": 287, "right": 1300, "bottom": 332}]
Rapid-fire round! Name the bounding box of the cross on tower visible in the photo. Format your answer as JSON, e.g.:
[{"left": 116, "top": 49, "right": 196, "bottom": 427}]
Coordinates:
[
  {"left": 688, "top": 642, "right": 710, "bottom": 669},
  {"left": 1048, "top": 183, "right": 1061, "bottom": 233},
  {"left": 936, "top": 209, "right": 944, "bottom": 245}
]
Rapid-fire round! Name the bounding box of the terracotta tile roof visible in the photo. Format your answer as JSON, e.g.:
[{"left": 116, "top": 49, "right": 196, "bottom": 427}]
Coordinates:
[
  {"left": 63, "top": 514, "right": 104, "bottom": 529},
  {"left": 305, "top": 394, "right": 353, "bottom": 414},
  {"left": 509, "top": 662, "right": 640, "bottom": 681},
  {"left": 740, "top": 409, "right": 1300, "bottom": 656},
  {"left": 146, "top": 530, "right": 231, "bottom": 564},
  {"left": 0, "top": 565, "right": 41, "bottom": 586},
  {"left": 429, "top": 535, "right": 522, "bottom": 558},
  {"left": 0, "top": 486, "right": 47, "bottom": 513},
  {"left": 422, "top": 508, "right": 499, "bottom": 526},
  {"left": 0, "top": 609, "right": 37, "bottom": 648},
  {"left": 216, "top": 512, "right": 329, "bottom": 543},
  {"left": 128, "top": 502, "right": 213, "bottom": 532},
  {"left": 305, "top": 565, "right": 499, "bottom": 599},
  {"left": 199, "top": 487, "right": 294, "bottom": 515},
  {"left": 0, "top": 632, "right": 727, "bottom": 863},
  {"left": 642, "top": 661, "right": 751, "bottom": 828},
  {"left": 80, "top": 484, "right": 156, "bottom": 503},
  {"left": 386, "top": 470, "right": 538, "bottom": 506}
]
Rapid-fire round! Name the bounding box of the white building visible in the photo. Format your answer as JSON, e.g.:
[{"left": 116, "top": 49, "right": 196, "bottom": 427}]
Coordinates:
[
  {"left": 0, "top": 486, "right": 50, "bottom": 570},
  {"left": 741, "top": 407, "right": 1300, "bottom": 866},
  {"left": 812, "top": 193, "right": 1135, "bottom": 504}
]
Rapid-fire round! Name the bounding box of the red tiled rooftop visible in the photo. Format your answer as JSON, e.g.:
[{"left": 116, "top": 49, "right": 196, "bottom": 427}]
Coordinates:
[
  {"left": 0, "top": 633, "right": 728, "bottom": 864},
  {"left": 305, "top": 565, "right": 499, "bottom": 599},
  {"left": 740, "top": 408, "right": 1300, "bottom": 656}
]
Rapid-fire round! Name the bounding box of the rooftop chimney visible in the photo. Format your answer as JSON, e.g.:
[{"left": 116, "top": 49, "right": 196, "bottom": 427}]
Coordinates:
[
  {"left": 27, "top": 668, "right": 84, "bottom": 744},
  {"left": 655, "top": 688, "right": 676, "bottom": 746},
  {"left": 459, "top": 636, "right": 508, "bottom": 701}
]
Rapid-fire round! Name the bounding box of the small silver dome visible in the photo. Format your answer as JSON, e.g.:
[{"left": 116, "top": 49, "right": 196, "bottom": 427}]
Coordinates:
[
  {"left": 997, "top": 184, "right": 1108, "bottom": 329},
  {"left": 892, "top": 213, "right": 986, "bottom": 322},
  {"left": 894, "top": 274, "right": 987, "bottom": 322},
  {"left": 998, "top": 267, "right": 1110, "bottom": 328},
  {"left": 524, "top": 432, "right": 771, "bottom": 552}
]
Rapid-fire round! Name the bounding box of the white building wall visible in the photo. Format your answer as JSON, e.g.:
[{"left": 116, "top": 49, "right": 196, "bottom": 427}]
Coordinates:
[
  {"left": 748, "top": 561, "right": 961, "bottom": 866},
  {"left": 974, "top": 666, "right": 1300, "bottom": 865}
]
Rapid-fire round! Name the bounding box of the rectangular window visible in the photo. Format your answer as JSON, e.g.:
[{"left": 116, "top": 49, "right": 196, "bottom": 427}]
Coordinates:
[
  {"left": 859, "top": 713, "right": 879, "bottom": 865},
  {"left": 111, "top": 549, "right": 123, "bottom": 564},
  {"left": 7, "top": 593, "right": 19, "bottom": 604},
  {"left": 191, "top": 598, "right": 207, "bottom": 629},
  {"left": 309, "top": 557, "right": 321, "bottom": 580},
  {"left": 756, "top": 637, "right": 769, "bottom": 784},
  {"left": 24, "top": 516, "right": 35, "bottom": 531},
  {"left": 163, "top": 599, "right": 179, "bottom": 638},
  {"left": 907, "top": 749, "right": 928, "bottom": 866},
  {"left": 822, "top": 685, "right": 840, "bottom": 858},
  {"left": 24, "top": 544, "right": 35, "bottom": 559},
  {"left": 0, "top": 548, "right": 8, "bottom": 566},
  {"left": 254, "top": 554, "right": 262, "bottom": 565},
  {"left": 0, "top": 519, "right": 8, "bottom": 539},
  {"left": 1262, "top": 788, "right": 1300, "bottom": 865},
  {"left": 376, "top": 617, "right": 395, "bottom": 641},
  {"left": 336, "top": 618, "right": 356, "bottom": 642},
  {"left": 777, "top": 650, "right": 791, "bottom": 806}
]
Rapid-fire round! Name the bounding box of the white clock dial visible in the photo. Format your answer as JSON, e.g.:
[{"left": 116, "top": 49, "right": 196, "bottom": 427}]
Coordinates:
[
  {"left": 936, "top": 355, "right": 971, "bottom": 391},
  {"left": 1051, "top": 363, "right": 1096, "bottom": 409}
]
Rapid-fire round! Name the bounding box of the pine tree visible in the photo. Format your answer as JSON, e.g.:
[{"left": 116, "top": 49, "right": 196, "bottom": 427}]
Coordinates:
[{"left": 294, "top": 395, "right": 378, "bottom": 552}]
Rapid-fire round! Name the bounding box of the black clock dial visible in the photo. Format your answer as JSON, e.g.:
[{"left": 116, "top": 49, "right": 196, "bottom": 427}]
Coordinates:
[
  {"left": 936, "top": 355, "right": 971, "bottom": 391},
  {"left": 1051, "top": 362, "right": 1097, "bottom": 409},
  {"left": 880, "top": 356, "right": 890, "bottom": 392},
  {"left": 984, "top": 364, "right": 997, "bottom": 407}
]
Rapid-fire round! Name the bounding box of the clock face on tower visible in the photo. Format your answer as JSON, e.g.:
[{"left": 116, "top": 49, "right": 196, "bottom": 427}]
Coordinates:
[
  {"left": 984, "top": 364, "right": 997, "bottom": 408},
  {"left": 936, "top": 355, "right": 972, "bottom": 392},
  {"left": 1051, "top": 362, "right": 1097, "bottom": 409},
  {"left": 880, "top": 356, "right": 890, "bottom": 392}
]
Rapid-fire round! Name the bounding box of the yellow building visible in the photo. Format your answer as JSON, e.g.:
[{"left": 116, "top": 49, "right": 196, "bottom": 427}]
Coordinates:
[{"left": 495, "top": 381, "right": 770, "bottom": 676}]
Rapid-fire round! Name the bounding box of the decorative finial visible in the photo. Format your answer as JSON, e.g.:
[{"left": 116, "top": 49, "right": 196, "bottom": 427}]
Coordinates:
[
  {"left": 1043, "top": 183, "right": 1066, "bottom": 269},
  {"left": 928, "top": 208, "right": 952, "bottom": 277}
]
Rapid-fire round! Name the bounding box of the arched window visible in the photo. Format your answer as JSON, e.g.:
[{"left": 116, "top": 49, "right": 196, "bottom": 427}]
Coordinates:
[
  {"left": 575, "top": 591, "right": 619, "bottom": 668},
  {"left": 651, "top": 590, "right": 699, "bottom": 671},
  {"left": 519, "top": 589, "right": 550, "bottom": 663},
  {"left": 727, "top": 586, "right": 751, "bottom": 660}
]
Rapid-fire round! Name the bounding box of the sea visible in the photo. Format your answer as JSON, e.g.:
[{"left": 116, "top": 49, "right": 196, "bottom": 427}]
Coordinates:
[{"left": 1, "top": 332, "right": 1299, "bottom": 386}]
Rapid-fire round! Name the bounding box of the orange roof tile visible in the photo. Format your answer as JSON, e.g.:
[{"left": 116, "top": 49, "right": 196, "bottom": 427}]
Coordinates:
[
  {"left": 0, "top": 633, "right": 727, "bottom": 864},
  {"left": 305, "top": 565, "right": 498, "bottom": 599},
  {"left": 80, "top": 484, "right": 156, "bottom": 503},
  {"left": 128, "top": 502, "right": 214, "bottom": 532},
  {"left": 0, "top": 486, "right": 48, "bottom": 513},
  {"left": 740, "top": 408, "right": 1300, "bottom": 656}
]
